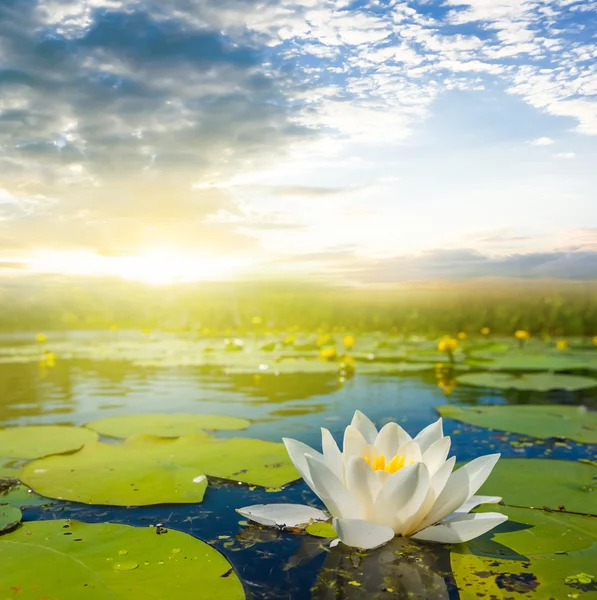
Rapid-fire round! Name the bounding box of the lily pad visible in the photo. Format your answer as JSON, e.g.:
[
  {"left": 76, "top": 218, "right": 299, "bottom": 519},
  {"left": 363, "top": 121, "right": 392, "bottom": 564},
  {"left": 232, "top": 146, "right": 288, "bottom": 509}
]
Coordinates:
[
  {"left": 438, "top": 404, "right": 597, "bottom": 443},
  {"left": 456, "top": 371, "right": 597, "bottom": 391},
  {"left": 305, "top": 522, "right": 337, "bottom": 539},
  {"left": 0, "top": 520, "right": 245, "bottom": 599},
  {"left": 85, "top": 413, "right": 251, "bottom": 439},
  {"left": 473, "top": 504, "right": 597, "bottom": 555},
  {"left": 466, "top": 351, "right": 589, "bottom": 371},
  {"left": 0, "top": 505, "right": 21, "bottom": 534},
  {"left": 21, "top": 435, "right": 298, "bottom": 505},
  {"left": 355, "top": 362, "right": 437, "bottom": 374},
  {"left": 0, "top": 483, "right": 53, "bottom": 508},
  {"left": 0, "top": 425, "right": 98, "bottom": 459},
  {"left": 452, "top": 547, "right": 597, "bottom": 600},
  {"left": 479, "top": 458, "right": 597, "bottom": 515}
]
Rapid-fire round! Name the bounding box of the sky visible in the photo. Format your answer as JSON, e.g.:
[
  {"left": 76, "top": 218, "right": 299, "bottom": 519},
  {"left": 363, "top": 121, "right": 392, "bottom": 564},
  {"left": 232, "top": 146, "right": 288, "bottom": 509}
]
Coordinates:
[{"left": 0, "top": 0, "right": 596, "bottom": 284}]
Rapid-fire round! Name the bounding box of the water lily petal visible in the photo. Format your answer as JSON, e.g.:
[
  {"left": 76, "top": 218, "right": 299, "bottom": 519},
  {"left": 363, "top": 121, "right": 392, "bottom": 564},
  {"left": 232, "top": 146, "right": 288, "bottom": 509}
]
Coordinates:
[
  {"left": 306, "top": 454, "right": 364, "bottom": 519},
  {"left": 343, "top": 425, "right": 368, "bottom": 459},
  {"left": 414, "top": 418, "right": 444, "bottom": 453},
  {"left": 333, "top": 518, "right": 395, "bottom": 550},
  {"left": 453, "top": 495, "right": 502, "bottom": 515},
  {"left": 282, "top": 437, "right": 324, "bottom": 493},
  {"left": 374, "top": 422, "right": 412, "bottom": 457},
  {"left": 321, "top": 428, "right": 344, "bottom": 483},
  {"left": 345, "top": 456, "right": 381, "bottom": 518},
  {"left": 237, "top": 504, "right": 328, "bottom": 528},
  {"left": 418, "top": 453, "right": 500, "bottom": 529},
  {"left": 396, "top": 440, "right": 423, "bottom": 465},
  {"left": 374, "top": 463, "right": 429, "bottom": 532},
  {"left": 406, "top": 456, "right": 456, "bottom": 535},
  {"left": 412, "top": 512, "right": 507, "bottom": 544},
  {"left": 350, "top": 410, "right": 378, "bottom": 444},
  {"left": 422, "top": 436, "right": 451, "bottom": 476}
]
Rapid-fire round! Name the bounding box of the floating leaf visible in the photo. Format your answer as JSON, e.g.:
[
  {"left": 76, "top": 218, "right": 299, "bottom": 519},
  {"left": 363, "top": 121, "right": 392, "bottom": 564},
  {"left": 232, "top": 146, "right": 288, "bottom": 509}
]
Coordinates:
[
  {"left": 85, "top": 413, "right": 251, "bottom": 439},
  {"left": 0, "top": 425, "right": 98, "bottom": 459},
  {"left": 438, "top": 404, "right": 597, "bottom": 443},
  {"left": 466, "top": 351, "right": 589, "bottom": 372},
  {"left": 21, "top": 437, "right": 208, "bottom": 506},
  {"left": 305, "top": 522, "right": 337, "bottom": 539},
  {"left": 0, "top": 505, "right": 21, "bottom": 534},
  {"left": 21, "top": 435, "right": 298, "bottom": 505},
  {"left": 355, "top": 362, "right": 437, "bottom": 374},
  {"left": 479, "top": 459, "right": 597, "bottom": 515},
  {"left": 456, "top": 371, "right": 597, "bottom": 392},
  {"left": 0, "top": 483, "right": 53, "bottom": 508},
  {"left": 451, "top": 548, "right": 597, "bottom": 600},
  {"left": 0, "top": 520, "right": 245, "bottom": 599},
  {"left": 474, "top": 504, "right": 597, "bottom": 555}
]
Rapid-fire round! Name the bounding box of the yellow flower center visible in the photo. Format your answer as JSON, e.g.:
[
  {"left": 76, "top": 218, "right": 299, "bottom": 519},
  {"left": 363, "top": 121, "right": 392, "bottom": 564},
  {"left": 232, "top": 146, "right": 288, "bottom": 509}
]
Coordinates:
[{"left": 364, "top": 453, "right": 407, "bottom": 474}]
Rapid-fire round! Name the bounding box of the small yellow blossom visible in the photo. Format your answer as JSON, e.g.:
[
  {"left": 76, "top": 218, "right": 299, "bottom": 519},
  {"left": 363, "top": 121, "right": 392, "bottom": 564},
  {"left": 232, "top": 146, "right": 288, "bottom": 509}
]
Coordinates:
[
  {"left": 480, "top": 327, "right": 491, "bottom": 336},
  {"left": 43, "top": 351, "right": 56, "bottom": 368},
  {"left": 514, "top": 330, "right": 530, "bottom": 341},
  {"left": 457, "top": 332, "right": 467, "bottom": 341},
  {"left": 342, "top": 334, "right": 355, "bottom": 349},
  {"left": 319, "top": 346, "right": 337, "bottom": 361},
  {"left": 556, "top": 339, "right": 568, "bottom": 350},
  {"left": 283, "top": 334, "right": 296, "bottom": 346},
  {"left": 36, "top": 333, "right": 47, "bottom": 343},
  {"left": 593, "top": 336, "right": 597, "bottom": 345},
  {"left": 141, "top": 328, "right": 151, "bottom": 336},
  {"left": 109, "top": 325, "right": 118, "bottom": 332},
  {"left": 251, "top": 316, "right": 262, "bottom": 326},
  {"left": 437, "top": 336, "right": 458, "bottom": 353}
]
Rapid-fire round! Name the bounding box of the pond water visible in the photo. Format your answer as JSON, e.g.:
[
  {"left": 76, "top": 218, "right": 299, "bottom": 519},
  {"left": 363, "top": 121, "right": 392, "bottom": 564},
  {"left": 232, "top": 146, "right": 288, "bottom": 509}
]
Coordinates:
[{"left": 1, "top": 331, "right": 596, "bottom": 599}]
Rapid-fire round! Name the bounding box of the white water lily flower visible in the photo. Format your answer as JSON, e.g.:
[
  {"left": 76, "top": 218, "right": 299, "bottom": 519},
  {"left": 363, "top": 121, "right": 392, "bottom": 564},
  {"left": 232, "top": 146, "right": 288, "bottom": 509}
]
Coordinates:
[{"left": 238, "top": 411, "right": 506, "bottom": 550}]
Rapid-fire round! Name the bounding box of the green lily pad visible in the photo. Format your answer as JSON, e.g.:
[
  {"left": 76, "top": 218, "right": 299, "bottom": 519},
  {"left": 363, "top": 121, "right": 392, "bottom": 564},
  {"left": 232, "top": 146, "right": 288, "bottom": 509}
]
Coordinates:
[
  {"left": 452, "top": 547, "right": 597, "bottom": 600},
  {"left": 224, "top": 360, "right": 342, "bottom": 375},
  {"left": 21, "top": 435, "right": 298, "bottom": 505},
  {"left": 1, "top": 483, "right": 53, "bottom": 508},
  {"left": 475, "top": 504, "right": 597, "bottom": 555},
  {"left": 438, "top": 404, "right": 597, "bottom": 443},
  {"left": 85, "top": 413, "right": 251, "bottom": 439},
  {"left": 466, "top": 351, "right": 589, "bottom": 371},
  {"left": 479, "top": 459, "right": 597, "bottom": 515},
  {"left": 0, "top": 520, "right": 245, "bottom": 599},
  {"left": 355, "top": 362, "right": 437, "bottom": 374},
  {"left": 305, "top": 522, "right": 337, "bottom": 539},
  {"left": 0, "top": 505, "right": 21, "bottom": 534},
  {"left": 456, "top": 371, "right": 597, "bottom": 391},
  {"left": 0, "top": 426, "right": 98, "bottom": 459},
  {"left": 0, "top": 459, "right": 19, "bottom": 479}
]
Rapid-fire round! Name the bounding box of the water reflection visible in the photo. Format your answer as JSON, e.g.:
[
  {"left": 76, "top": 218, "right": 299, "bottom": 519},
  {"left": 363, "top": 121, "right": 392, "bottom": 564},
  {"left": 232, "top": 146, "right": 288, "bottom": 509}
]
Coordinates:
[{"left": 310, "top": 538, "right": 452, "bottom": 600}]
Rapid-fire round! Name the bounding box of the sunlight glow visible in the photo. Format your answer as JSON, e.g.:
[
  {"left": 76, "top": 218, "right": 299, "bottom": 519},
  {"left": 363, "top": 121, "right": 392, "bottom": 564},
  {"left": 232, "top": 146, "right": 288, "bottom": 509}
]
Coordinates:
[{"left": 27, "top": 249, "right": 252, "bottom": 285}]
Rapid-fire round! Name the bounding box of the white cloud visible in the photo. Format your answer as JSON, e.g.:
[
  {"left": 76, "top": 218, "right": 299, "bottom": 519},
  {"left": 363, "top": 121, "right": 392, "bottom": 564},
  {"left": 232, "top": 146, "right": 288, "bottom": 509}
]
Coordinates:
[
  {"left": 530, "top": 137, "right": 555, "bottom": 145},
  {"left": 554, "top": 152, "right": 576, "bottom": 158}
]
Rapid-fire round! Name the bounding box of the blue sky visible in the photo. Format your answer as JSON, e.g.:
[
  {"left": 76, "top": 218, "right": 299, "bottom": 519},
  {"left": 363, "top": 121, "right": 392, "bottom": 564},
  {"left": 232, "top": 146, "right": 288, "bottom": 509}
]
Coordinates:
[{"left": 0, "top": 0, "right": 595, "bottom": 283}]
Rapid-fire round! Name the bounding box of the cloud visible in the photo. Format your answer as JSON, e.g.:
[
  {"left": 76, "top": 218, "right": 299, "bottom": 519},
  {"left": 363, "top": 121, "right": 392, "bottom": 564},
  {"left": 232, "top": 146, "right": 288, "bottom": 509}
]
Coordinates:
[
  {"left": 328, "top": 249, "right": 597, "bottom": 283},
  {"left": 0, "top": 0, "right": 595, "bottom": 277},
  {"left": 530, "top": 137, "right": 555, "bottom": 146}
]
